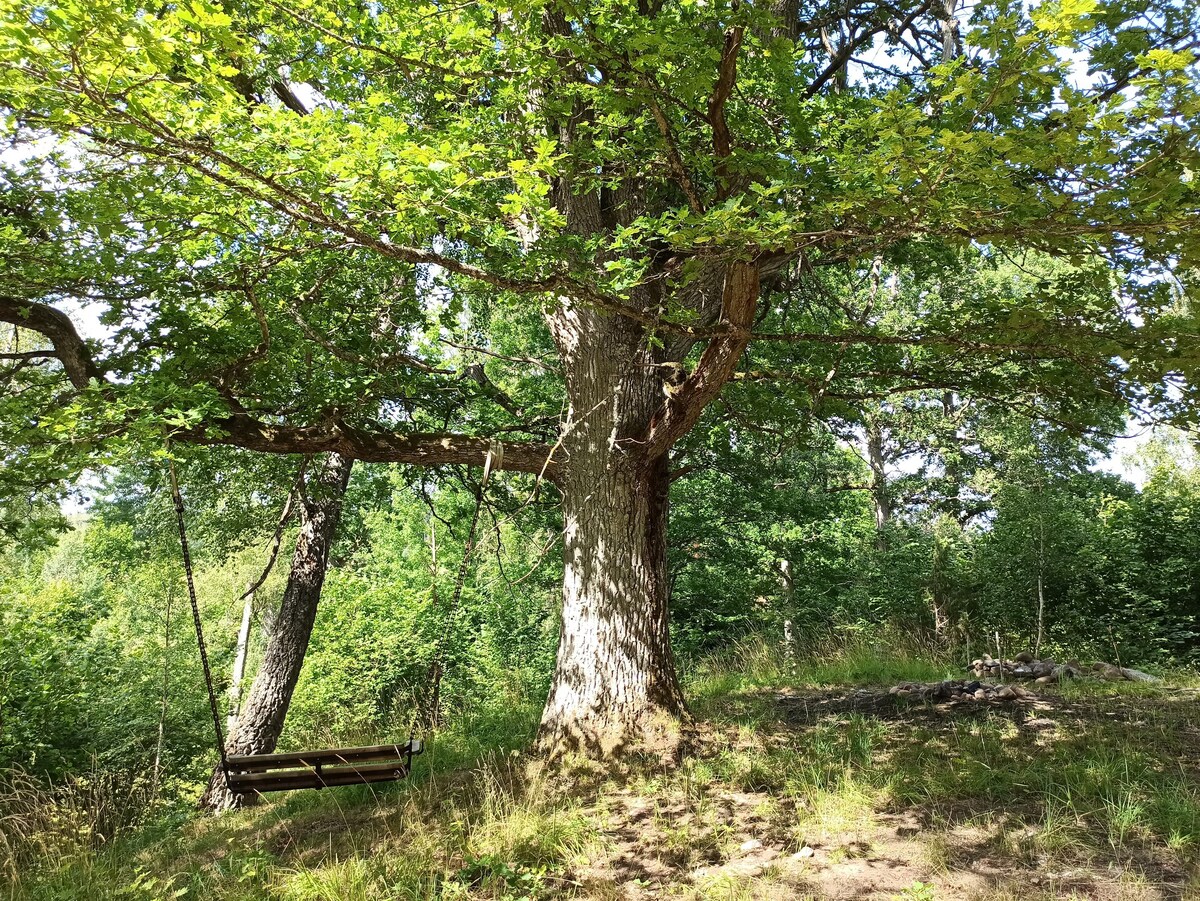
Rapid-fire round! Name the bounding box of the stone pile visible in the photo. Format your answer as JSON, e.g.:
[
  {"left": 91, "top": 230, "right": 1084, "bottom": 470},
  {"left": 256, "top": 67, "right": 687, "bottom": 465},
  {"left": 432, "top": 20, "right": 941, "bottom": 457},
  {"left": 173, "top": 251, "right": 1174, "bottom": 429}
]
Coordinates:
[
  {"left": 969, "top": 652, "right": 1158, "bottom": 684},
  {"left": 888, "top": 679, "right": 1034, "bottom": 702}
]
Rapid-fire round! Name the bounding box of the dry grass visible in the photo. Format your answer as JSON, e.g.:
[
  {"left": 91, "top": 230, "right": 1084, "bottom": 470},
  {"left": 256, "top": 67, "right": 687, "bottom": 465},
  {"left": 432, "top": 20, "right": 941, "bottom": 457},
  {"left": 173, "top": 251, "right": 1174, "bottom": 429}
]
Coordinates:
[{"left": 0, "top": 767, "right": 156, "bottom": 883}]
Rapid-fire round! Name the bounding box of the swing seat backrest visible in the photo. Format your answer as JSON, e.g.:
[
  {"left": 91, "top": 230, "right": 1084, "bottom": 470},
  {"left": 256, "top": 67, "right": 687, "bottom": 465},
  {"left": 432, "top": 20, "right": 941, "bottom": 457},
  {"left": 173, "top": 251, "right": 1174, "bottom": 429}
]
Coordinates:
[{"left": 225, "top": 739, "right": 423, "bottom": 794}]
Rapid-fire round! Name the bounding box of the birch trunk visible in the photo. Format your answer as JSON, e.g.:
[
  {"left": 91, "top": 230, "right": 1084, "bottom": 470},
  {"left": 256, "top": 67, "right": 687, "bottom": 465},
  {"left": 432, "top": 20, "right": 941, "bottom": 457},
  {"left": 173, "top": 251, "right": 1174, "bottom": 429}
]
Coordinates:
[{"left": 226, "top": 584, "right": 254, "bottom": 735}]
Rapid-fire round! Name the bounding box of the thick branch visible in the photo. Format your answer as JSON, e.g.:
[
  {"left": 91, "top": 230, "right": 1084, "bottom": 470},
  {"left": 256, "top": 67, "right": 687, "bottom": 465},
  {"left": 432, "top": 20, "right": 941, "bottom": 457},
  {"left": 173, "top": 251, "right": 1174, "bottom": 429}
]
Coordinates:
[
  {"left": 709, "top": 22, "right": 744, "bottom": 198},
  {"left": 0, "top": 295, "right": 105, "bottom": 389},
  {"left": 187, "top": 413, "right": 559, "bottom": 478},
  {"left": 638, "top": 261, "right": 759, "bottom": 457},
  {"left": 0, "top": 294, "right": 561, "bottom": 480}
]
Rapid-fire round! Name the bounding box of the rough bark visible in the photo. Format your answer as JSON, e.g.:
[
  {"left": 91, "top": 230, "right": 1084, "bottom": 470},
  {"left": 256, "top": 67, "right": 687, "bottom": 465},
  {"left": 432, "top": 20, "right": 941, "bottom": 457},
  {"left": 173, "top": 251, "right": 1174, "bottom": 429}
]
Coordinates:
[
  {"left": 539, "top": 448, "right": 688, "bottom": 758},
  {"left": 537, "top": 278, "right": 693, "bottom": 756},
  {"left": 200, "top": 452, "right": 353, "bottom": 811}
]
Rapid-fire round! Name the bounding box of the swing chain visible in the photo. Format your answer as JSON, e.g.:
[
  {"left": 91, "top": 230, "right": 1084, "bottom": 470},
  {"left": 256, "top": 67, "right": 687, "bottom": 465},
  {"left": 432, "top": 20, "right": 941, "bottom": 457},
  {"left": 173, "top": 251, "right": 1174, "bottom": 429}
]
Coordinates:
[{"left": 169, "top": 459, "right": 230, "bottom": 776}]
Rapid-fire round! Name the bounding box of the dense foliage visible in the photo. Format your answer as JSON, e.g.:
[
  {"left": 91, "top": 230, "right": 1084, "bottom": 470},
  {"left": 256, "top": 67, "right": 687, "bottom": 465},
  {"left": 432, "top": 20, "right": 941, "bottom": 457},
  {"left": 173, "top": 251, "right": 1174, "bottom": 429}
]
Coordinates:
[
  {"left": 1, "top": 6, "right": 1199, "bottom": 894},
  {"left": 4, "top": 423, "right": 1199, "bottom": 796}
]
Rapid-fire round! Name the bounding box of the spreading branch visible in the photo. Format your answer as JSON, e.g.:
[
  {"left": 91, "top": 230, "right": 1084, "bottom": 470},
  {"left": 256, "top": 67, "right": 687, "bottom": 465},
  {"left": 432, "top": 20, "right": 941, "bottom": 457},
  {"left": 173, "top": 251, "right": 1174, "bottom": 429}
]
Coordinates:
[
  {"left": 638, "top": 261, "right": 760, "bottom": 458},
  {"left": 708, "top": 20, "right": 744, "bottom": 199},
  {"left": 0, "top": 296, "right": 105, "bottom": 389},
  {"left": 0, "top": 295, "right": 562, "bottom": 480}
]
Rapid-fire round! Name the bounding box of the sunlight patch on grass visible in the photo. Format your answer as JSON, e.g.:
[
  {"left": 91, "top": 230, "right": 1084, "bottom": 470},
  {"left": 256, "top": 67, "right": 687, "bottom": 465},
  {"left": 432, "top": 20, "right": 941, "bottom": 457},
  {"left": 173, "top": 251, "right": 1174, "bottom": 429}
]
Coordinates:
[
  {"left": 687, "top": 629, "right": 957, "bottom": 704},
  {"left": 793, "top": 774, "right": 880, "bottom": 845}
]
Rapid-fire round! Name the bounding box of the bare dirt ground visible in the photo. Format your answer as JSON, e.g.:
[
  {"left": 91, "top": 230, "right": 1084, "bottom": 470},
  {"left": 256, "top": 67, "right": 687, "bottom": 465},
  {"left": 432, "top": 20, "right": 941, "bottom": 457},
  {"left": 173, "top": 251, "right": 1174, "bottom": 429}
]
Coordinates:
[{"left": 568, "top": 684, "right": 1200, "bottom": 900}]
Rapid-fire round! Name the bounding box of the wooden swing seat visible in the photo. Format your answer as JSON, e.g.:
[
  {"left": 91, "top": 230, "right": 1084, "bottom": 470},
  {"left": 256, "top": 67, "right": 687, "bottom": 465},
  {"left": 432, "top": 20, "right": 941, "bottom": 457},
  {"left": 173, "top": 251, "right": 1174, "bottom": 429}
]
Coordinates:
[{"left": 225, "top": 739, "right": 424, "bottom": 794}]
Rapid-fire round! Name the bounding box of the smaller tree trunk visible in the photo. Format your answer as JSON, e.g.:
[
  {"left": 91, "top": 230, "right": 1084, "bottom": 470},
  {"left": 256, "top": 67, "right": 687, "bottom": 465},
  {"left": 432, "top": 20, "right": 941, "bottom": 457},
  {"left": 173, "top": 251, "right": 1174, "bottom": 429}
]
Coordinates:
[
  {"left": 866, "top": 420, "right": 891, "bottom": 549},
  {"left": 778, "top": 559, "right": 798, "bottom": 671},
  {"left": 1034, "top": 516, "right": 1046, "bottom": 657},
  {"left": 929, "top": 533, "right": 951, "bottom": 641},
  {"left": 226, "top": 584, "right": 255, "bottom": 735},
  {"left": 200, "top": 453, "right": 353, "bottom": 812}
]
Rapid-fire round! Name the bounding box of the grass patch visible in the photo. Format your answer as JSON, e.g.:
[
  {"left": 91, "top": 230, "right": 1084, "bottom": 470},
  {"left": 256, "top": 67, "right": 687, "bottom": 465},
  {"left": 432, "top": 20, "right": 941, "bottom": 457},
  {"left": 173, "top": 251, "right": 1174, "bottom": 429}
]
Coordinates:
[
  {"left": 688, "top": 629, "right": 955, "bottom": 704},
  {"left": 6, "top": 631, "right": 1200, "bottom": 900}
]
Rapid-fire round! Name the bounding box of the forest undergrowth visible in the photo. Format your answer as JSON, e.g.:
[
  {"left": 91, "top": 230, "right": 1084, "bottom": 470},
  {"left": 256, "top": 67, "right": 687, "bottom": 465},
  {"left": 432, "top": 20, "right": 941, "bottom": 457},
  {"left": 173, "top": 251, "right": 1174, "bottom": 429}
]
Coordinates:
[{"left": 4, "top": 632, "right": 1200, "bottom": 901}]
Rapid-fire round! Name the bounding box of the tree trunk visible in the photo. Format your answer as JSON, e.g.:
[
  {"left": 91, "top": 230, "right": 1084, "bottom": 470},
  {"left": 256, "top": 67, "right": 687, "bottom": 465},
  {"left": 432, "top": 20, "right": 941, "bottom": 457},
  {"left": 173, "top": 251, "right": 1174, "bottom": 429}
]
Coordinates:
[
  {"left": 866, "top": 419, "right": 891, "bottom": 547},
  {"left": 1035, "top": 514, "right": 1046, "bottom": 657},
  {"left": 537, "top": 292, "right": 694, "bottom": 759},
  {"left": 778, "top": 559, "right": 797, "bottom": 671},
  {"left": 538, "top": 451, "right": 688, "bottom": 758},
  {"left": 929, "top": 526, "right": 952, "bottom": 641},
  {"left": 200, "top": 453, "right": 353, "bottom": 812},
  {"left": 226, "top": 583, "right": 255, "bottom": 735},
  {"left": 528, "top": 15, "right": 757, "bottom": 759}
]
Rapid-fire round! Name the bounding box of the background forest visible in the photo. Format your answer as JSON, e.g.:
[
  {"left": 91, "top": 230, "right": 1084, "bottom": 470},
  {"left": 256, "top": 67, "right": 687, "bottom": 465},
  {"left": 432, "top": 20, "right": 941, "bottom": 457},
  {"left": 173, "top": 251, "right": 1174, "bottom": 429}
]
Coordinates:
[{"left": 5, "top": 408, "right": 1199, "bottom": 798}]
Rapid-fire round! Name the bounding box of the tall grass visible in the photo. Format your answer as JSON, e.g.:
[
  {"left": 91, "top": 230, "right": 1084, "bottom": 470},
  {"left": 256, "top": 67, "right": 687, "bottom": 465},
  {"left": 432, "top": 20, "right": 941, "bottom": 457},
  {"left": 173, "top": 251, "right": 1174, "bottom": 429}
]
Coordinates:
[
  {"left": 0, "top": 767, "right": 157, "bottom": 883},
  {"left": 2, "top": 706, "right": 593, "bottom": 901}
]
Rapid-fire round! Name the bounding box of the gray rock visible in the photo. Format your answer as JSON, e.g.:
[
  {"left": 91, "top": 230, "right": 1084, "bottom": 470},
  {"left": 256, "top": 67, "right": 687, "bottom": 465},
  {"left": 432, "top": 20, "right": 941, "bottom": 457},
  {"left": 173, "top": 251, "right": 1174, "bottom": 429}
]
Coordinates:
[{"left": 1119, "top": 667, "right": 1159, "bottom": 683}]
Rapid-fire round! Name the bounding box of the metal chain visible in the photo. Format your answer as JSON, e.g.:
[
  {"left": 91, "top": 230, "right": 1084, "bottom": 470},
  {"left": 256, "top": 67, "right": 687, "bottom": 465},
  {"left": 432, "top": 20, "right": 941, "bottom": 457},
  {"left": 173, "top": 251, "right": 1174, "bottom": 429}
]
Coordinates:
[{"left": 168, "top": 459, "right": 230, "bottom": 774}]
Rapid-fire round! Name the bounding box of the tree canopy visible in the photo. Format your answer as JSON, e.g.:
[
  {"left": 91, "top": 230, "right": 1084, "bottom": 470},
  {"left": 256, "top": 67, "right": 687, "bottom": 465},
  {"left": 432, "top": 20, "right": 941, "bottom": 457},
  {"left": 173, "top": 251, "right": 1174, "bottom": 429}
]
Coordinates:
[{"left": 1, "top": 0, "right": 1198, "bottom": 752}]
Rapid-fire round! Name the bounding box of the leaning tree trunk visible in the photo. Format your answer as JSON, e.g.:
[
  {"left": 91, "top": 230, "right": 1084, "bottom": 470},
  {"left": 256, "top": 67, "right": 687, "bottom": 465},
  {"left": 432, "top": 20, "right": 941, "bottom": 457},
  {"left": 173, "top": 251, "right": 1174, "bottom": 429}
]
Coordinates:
[{"left": 200, "top": 453, "right": 353, "bottom": 812}]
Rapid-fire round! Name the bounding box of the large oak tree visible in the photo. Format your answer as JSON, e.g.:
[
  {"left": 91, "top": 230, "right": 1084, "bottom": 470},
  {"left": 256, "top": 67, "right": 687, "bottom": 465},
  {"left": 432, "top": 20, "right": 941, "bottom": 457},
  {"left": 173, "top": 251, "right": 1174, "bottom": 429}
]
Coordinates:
[{"left": 1, "top": 0, "right": 1197, "bottom": 756}]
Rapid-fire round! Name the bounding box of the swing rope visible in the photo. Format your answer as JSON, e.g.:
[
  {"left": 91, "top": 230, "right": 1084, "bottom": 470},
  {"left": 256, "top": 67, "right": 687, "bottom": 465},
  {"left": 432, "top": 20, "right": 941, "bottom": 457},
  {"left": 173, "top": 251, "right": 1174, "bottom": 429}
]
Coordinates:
[{"left": 168, "top": 458, "right": 230, "bottom": 777}]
